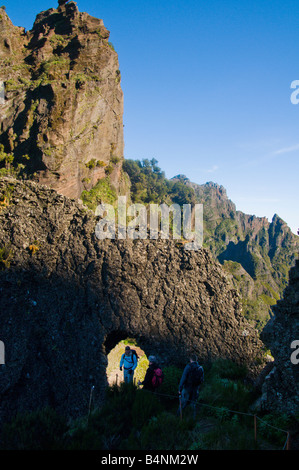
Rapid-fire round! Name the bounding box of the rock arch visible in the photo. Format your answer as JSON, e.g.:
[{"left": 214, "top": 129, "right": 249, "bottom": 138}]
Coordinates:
[{"left": 0, "top": 178, "right": 265, "bottom": 424}]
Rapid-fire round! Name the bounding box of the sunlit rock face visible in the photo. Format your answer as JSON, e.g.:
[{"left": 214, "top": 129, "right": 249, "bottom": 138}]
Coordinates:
[{"left": 0, "top": 2, "right": 124, "bottom": 198}]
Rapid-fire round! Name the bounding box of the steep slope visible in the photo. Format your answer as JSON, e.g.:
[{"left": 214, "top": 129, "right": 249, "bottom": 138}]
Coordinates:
[
  {"left": 0, "top": 177, "right": 265, "bottom": 424},
  {"left": 261, "top": 259, "right": 299, "bottom": 415},
  {"left": 0, "top": 2, "right": 124, "bottom": 198},
  {"left": 174, "top": 175, "right": 299, "bottom": 330}
]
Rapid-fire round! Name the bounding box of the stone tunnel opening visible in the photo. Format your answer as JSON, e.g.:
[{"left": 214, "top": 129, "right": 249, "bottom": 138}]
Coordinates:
[{"left": 104, "top": 331, "right": 149, "bottom": 387}]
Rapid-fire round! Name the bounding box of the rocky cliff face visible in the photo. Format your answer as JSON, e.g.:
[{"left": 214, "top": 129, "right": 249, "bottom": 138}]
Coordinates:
[
  {"left": 0, "top": 2, "right": 124, "bottom": 198},
  {"left": 261, "top": 260, "right": 299, "bottom": 415},
  {"left": 0, "top": 177, "right": 265, "bottom": 424}
]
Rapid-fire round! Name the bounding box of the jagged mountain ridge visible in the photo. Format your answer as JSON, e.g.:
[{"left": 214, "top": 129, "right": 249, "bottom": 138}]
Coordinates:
[
  {"left": 171, "top": 175, "right": 298, "bottom": 330},
  {"left": 0, "top": 2, "right": 124, "bottom": 198}
]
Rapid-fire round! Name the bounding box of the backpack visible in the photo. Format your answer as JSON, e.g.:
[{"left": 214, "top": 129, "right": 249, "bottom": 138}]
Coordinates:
[
  {"left": 188, "top": 364, "right": 204, "bottom": 386},
  {"left": 152, "top": 368, "right": 164, "bottom": 388},
  {"left": 131, "top": 349, "right": 139, "bottom": 361}
]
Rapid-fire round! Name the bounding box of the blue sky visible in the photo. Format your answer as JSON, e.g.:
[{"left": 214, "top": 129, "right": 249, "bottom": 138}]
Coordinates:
[{"left": 4, "top": 0, "right": 299, "bottom": 234}]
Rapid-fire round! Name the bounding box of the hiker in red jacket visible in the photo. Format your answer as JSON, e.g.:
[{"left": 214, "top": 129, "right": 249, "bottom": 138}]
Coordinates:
[{"left": 138, "top": 356, "right": 163, "bottom": 391}]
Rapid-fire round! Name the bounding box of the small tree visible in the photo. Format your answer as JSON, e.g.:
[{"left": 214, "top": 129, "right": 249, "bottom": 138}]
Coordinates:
[{"left": 0, "top": 144, "right": 14, "bottom": 171}]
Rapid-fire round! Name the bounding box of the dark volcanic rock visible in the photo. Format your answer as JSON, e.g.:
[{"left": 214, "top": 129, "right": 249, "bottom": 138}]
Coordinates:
[
  {"left": 0, "top": 177, "right": 265, "bottom": 424},
  {"left": 261, "top": 260, "right": 299, "bottom": 415}
]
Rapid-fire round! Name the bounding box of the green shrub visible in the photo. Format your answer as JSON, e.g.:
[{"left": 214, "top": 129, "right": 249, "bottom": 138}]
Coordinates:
[
  {"left": 207, "top": 358, "right": 248, "bottom": 381},
  {"left": 260, "top": 294, "right": 277, "bottom": 306},
  {"left": 85, "top": 158, "right": 97, "bottom": 169},
  {"left": 69, "top": 383, "right": 137, "bottom": 450},
  {"left": 139, "top": 412, "right": 192, "bottom": 450},
  {"left": 111, "top": 155, "right": 120, "bottom": 164},
  {"left": 159, "top": 365, "right": 183, "bottom": 397},
  {"left": 105, "top": 164, "right": 114, "bottom": 176},
  {"left": 115, "top": 69, "right": 121, "bottom": 83},
  {"left": 199, "top": 377, "right": 252, "bottom": 414},
  {"left": 0, "top": 407, "right": 68, "bottom": 450},
  {"left": 50, "top": 34, "right": 67, "bottom": 49},
  {"left": 258, "top": 413, "right": 292, "bottom": 446},
  {"left": 0, "top": 244, "right": 13, "bottom": 269},
  {"left": 5, "top": 79, "right": 19, "bottom": 92},
  {"left": 131, "top": 390, "right": 163, "bottom": 428},
  {"left": 198, "top": 360, "right": 253, "bottom": 413},
  {"left": 40, "top": 57, "right": 70, "bottom": 81},
  {"left": 122, "top": 338, "right": 138, "bottom": 346},
  {"left": 65, "top": 422, "right": 103, "bottom": 450},
  {"left": 81, "top": 177, "right": 117, "bottom": 210},
  {"left": 123, "top": 158, "right": 195, "bottom": 205},
  {"left": 74, "top": 73, "right": 87, "bottom": 89},
  {"left": 189, "top": 419, "right": 257, "bottom": 450}
]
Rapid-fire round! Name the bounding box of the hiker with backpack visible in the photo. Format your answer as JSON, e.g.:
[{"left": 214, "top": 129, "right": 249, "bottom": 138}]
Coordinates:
[
  {"left": 120, "top": 346, "right": 138, "bottom": 384},
  {"left": 178, "top": 355, "right": 204, "bottom": 416},
  {"left": 138, "top": 355, "right": 163, "bottom": 392}
]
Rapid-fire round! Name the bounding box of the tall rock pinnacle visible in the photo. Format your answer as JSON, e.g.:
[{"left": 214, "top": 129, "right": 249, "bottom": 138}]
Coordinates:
[{"left": 0, "top": 2, "right": 124, "bottom": 198}]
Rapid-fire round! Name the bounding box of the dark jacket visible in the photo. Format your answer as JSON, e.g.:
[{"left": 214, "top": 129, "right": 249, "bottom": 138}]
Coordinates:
[
  {"left": 179, "top": 361, "right": 200, "bottom": 392},
  {"left": 141, "top": 362, "right": 158, "bottom": 391}
]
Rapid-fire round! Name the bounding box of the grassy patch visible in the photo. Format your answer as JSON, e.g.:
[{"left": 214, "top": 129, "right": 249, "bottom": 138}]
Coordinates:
[
  {"left": 0, "top": 408, "right": 68, "bottom": 450},
  {"left": 0, "top": 244, "right": 13, "bottom": 269},
  {"left": 81, "top": 177, "right": 117, "bottom": 210}
]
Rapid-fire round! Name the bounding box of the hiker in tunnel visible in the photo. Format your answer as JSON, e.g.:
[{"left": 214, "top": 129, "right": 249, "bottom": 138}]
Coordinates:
[
  {"left": 119, "top": 346, "right": 137, "bottom": 383},
  {"left": 178, "top": 355, "right": 204, "bottom": 416},
  {"left": 138, "top": 355, "right": 163, "bottom": 391}
]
